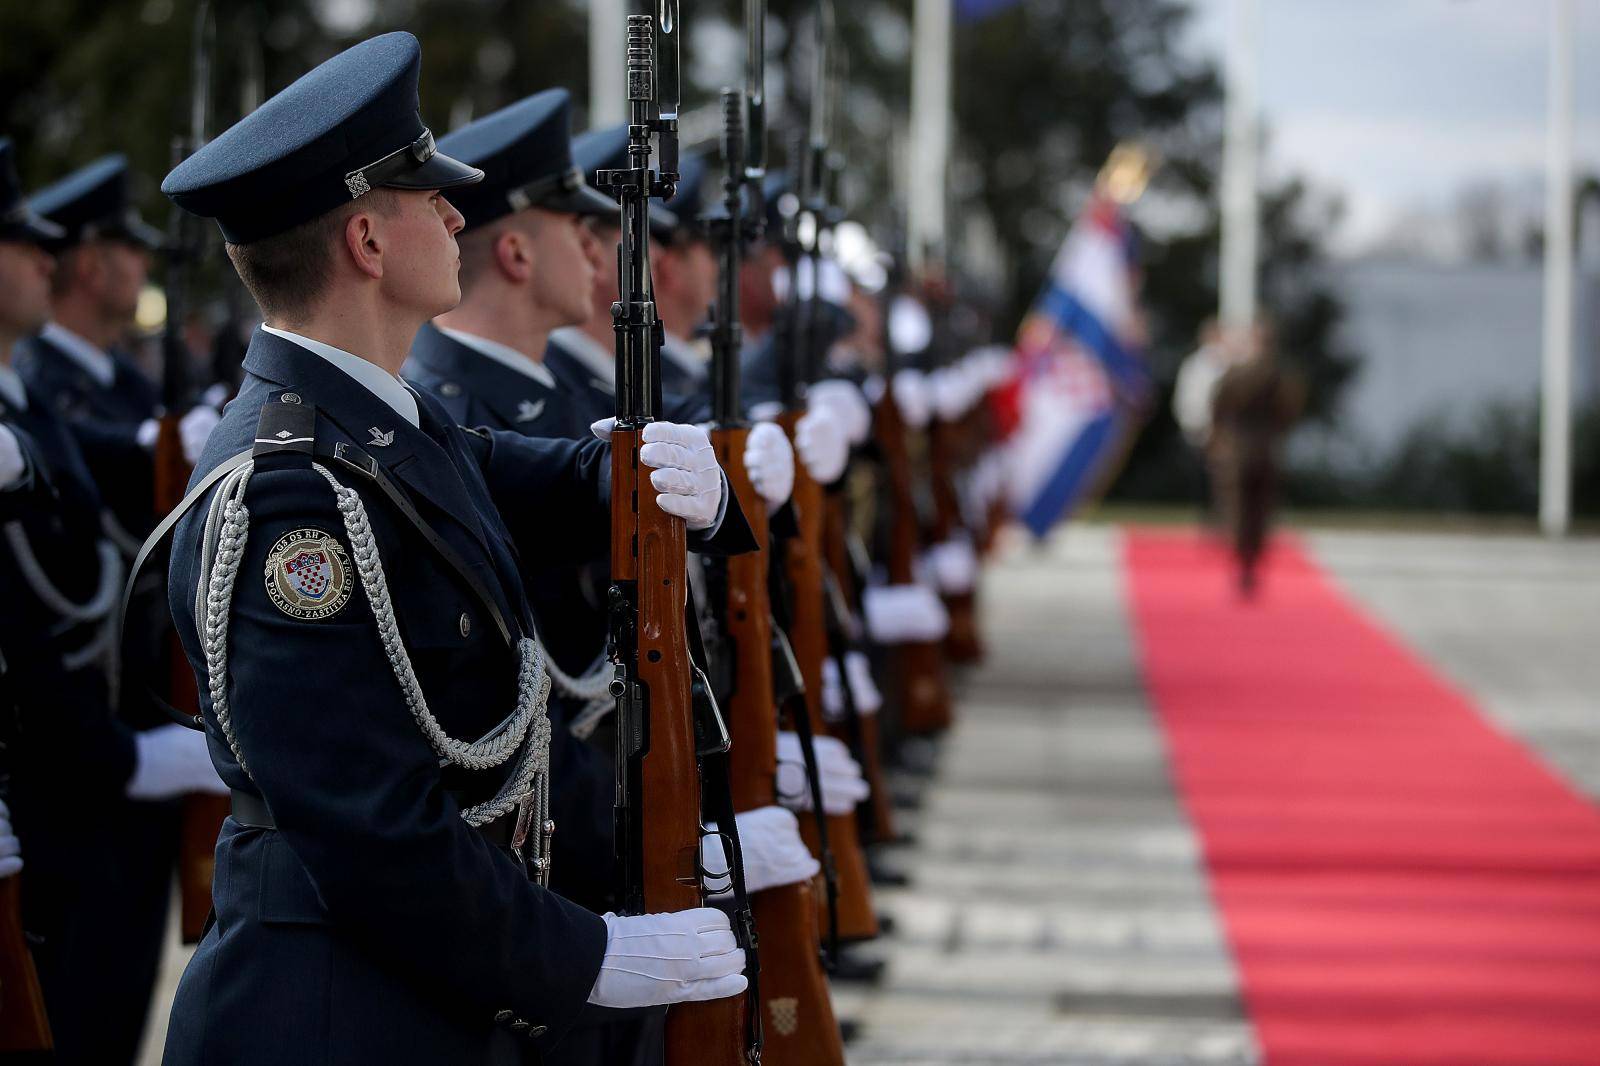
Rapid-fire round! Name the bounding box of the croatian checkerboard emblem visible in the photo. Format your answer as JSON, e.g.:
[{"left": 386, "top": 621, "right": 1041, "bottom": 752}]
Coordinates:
[
  {"left": 768, "top": 997, "right": 799, "bottom": 1037},
  {"left": 264, "top": 528, "right": 352, "bottom": 620}
]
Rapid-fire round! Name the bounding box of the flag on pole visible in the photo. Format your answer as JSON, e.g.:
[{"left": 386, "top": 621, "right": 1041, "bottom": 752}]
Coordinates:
[{"left": 997, "top": 193, "right": 1149, "bottom": 539}]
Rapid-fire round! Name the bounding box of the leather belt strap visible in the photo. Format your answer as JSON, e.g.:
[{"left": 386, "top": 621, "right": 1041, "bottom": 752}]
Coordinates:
[{"left": 230, "top": 790, "right": 516, "bottom": 847}]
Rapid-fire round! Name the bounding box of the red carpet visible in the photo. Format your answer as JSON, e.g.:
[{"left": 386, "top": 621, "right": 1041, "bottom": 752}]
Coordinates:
[{"left": 1123, "top": 531, "right": 1600, "bottom": 1066}]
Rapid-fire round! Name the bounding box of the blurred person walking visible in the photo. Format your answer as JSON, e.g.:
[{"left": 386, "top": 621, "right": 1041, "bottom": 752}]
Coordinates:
[
  {"left": 1171, "top": 318, "right": 1235, "bottom": 527},
  {"left": 1208, "top": 321, "right": 1303, "bottom": 597}
]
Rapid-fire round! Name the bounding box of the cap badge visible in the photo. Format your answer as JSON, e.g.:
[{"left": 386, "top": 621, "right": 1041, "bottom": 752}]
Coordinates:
[
  {"left": 264, "top": 528, "right": 353, "bottom": 620},
  {"left": 345, "top": 171, "right": 372, "bottom": 199}
]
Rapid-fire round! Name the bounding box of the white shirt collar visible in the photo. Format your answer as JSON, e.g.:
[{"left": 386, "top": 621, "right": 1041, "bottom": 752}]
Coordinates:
[
  {"left": 436, "top": 326, "right": 556, "bottom": 389},
  {"left": 261, "top": 325, "right": 419, "bottom": 428},
  {"left": 0, "top": 362, "right": 28, "bottom": 411},
  {"left": 40, "top": 321, "right": 116, "bottom": 388},
  {"left": 549, "top": 327, "right": 615, "bottom": 387}
]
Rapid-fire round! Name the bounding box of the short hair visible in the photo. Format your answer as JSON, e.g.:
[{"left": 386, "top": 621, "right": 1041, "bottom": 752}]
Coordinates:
[
  {"left": 455, "top": 211, "right": 545, "bottom": 296},
  {"left": 225, "top": 189, "right": 397, "bottom": 322}
]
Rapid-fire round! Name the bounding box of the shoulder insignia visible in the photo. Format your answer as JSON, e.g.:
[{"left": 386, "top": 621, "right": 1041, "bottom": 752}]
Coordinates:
[
  {"left": 264, "top": 528, "right": 354, "bottom": 620},
  {"left": 515, "top": 399, "right": 546, "bottom": 423}
]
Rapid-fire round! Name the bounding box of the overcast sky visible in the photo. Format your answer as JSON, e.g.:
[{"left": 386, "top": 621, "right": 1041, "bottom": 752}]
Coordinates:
[{"left": 1179, "top": 0, "right": 1600, "bottom": 256}]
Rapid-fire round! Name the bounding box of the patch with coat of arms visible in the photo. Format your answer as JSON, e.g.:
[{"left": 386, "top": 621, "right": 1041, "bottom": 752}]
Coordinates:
[{"left": 264, "top": 528, "right": 353, "bottom": 620}]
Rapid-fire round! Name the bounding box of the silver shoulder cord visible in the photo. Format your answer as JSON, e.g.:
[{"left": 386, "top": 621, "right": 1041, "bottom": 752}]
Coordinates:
[
  {"left": 191, "top": 458, "right": 558, "bottom": 875},
  {"left": 4, "top": 521, "right": 125, "bottom": 672}
]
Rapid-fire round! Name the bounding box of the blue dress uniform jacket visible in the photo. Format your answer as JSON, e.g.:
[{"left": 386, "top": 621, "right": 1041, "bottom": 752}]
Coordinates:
[
  {"left": 16, "top": 333, "right": 161, "bottom": 548},
  {"left": 406, "top": 323, "right": 588, "bottom": 439},
  {"left": 163, "top": 330, "right": 613, "bottom": 1066},
  {"left": 0, "top": 378, "right": 156, "bottom": 1066}
]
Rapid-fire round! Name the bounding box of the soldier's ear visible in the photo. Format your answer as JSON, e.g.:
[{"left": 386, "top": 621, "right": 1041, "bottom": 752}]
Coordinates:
[
  {"left": 343, "top": 208, "right": 385, "bottom": 282},
  {"left": 493, "top": 226, "right": 534, "bottom": 285}
]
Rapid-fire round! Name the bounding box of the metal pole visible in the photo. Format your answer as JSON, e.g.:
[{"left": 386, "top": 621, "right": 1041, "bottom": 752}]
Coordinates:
[
  {"left": 589, "top": 0, "right": 627, "bottom": 125},
  {"left": 1540, "top": 0, "right": 1575, "bottom": 537},
  {"left": 909, "top": 0, "right": 951, "bottom": 272},
  {"left": 1218, "top": 0, "right": 1260, "bottom": 330}
]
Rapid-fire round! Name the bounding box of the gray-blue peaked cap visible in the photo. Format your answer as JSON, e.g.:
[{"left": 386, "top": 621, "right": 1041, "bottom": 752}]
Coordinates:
[{"left": 161, "top": 32, "right": 482, "bottom": 244}]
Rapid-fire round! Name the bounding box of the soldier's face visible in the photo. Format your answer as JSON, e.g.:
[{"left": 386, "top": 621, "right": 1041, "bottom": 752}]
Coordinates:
[
  {"left": 381, "top": 189, "right": 465, "bottom": 318},
  {"left": 527, "top": 209, "right": 597, "bottom": 329},
  {"left": 681, "top": 240, "right": 717, "bottom": 321},
  {"left": 588, "top": 222, "right": 621, "bottom": 324},
  {"left": 0, "top": 240, "right": 55, "bottom": 338},
  {"left": 87, "top": 240, "right": 149, "bottom": 324}
]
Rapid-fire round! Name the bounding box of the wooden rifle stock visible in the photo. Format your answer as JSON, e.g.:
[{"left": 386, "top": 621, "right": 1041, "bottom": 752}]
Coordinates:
[
  {"left": 613, "top": 432, "right": 748, "bottom": 1066},
  {"left": 0, "top": 876, "right": 51, "bottom": 1052},
  {"left": 714, "top": 428, "right": 844, "bottom": 1066},
  {"left": 872, "top": 392, "right": 952, "bottom": 735},
  {"left": 778, "top": 413, "right": 877, "bottom": 942}
]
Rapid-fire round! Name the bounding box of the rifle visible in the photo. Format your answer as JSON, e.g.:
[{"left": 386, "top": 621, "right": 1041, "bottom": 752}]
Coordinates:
[
  {"left": 771, "top": 0, "right": 878, "bottom": 944},
  {"left": 705, "top": 20, "right": 844, "bottom": 1053},
  {"left": 0, "top": 677, "right": 51, "bottom": 1054},
  {"left": 874, "top": 274, "right": 952, "bottom": 736},
  {"left": 597, "top": 11, "right": 758, "bottom": 1065},
  {"left": 923, "top": 286, "right": 983, "bottom": 664},
  {"left": 157, "top": 0, "right": 226, "bottom": 945}
]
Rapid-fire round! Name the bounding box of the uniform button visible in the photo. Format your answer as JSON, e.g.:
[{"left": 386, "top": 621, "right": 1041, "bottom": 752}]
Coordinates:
[
  {"left": 494, "top": 1009, "right": 513, "bottom": 1023},
  {"left": 458, "top": 612, "right": 472, "bottom": 638},
  {"left": 509, "top": 1020, "right": 529, "bottom": 1032},
  {"left": 527, "top": 1025, "right": 548, "bottom": 1039},
  {"left": 280, "top": 392, "right": 301, "bottom": 405}
]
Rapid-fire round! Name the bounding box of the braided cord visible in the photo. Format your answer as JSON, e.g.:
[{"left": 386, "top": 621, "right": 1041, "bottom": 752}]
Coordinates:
[{"left": 197, "top": 457, "right": 554, "bottom": 858}]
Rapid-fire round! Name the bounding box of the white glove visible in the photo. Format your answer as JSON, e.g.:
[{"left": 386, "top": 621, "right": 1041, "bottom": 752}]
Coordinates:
[
  {"left": 586, "top": 908, "right": 748, "bottom": 1009},
  {"left": 0, "top": 425, "right": 27, "bottom": 491},
  {"left": 794, "top": 406, "right": 849, "bottom": 486},
  {"left": 592, "top": 418, "right": 726, "bottom": 531},
  {"left": 776, "top": 732, "right": 869, "bottom": 816},
  {"left": 893, "top": 368, "right": 931, "bottom": 429},
  {"left": 180, "top": 405, "right": 221, "bottom": 465},
  {"left": 862, "top": 583, "right": 950, "bottom": 644},
  {"left": 926, "top": 537, "right": 979, "bottom": 595},
  {"left": 0, "top": 798, "right": 21, "bottom": 879},
  {"left": 126, "top": 724, "right": 228, "bottom": 801},
  {"left": 136, "top": 418, "right": 160, "bottom": 450},
  {"left": 702, "top": 806, "right": 820, "bottom": 897},
  {"left": 742, "top": 421, "right": 794, "bottom": 510},
  {"left": 823, "top": 650, "right": 883, "bottom": 720},
  {"left": 929, "top": 367, "right": 969, "bottom": 422},
  {"left": 807, "top": 379, "right": 872, "bottom": 446}
]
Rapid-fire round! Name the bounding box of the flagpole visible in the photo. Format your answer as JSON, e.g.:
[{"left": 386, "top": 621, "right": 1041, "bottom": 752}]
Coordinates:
[
  {"left": 1218, "top": 0, "right": 1260, "bottom": 331},
  {"left": 588, "top": 0, "right": 626, "bottom": 125},
  {"left": 1540, "top": 0, "right": 1575, "bottom": 537},
  {"left": 910, "top": 0, "right": 952, "bottom": 272}
]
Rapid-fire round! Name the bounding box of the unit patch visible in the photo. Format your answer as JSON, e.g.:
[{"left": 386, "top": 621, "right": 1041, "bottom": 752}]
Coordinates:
[{"left": 264, "top": 528, "right": 353, "bottom": 620}]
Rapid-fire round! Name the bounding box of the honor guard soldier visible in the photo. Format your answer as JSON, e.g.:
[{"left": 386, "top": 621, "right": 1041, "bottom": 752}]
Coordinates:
[
  {"left": 17, "top": 153, "right": 220, "bottom": 551},
  {"left": 155, "top": 33, "right": 749, "bottom": 1065},
  {"left": 0, "top": 138, "right": 225, "bottom": 1066}
]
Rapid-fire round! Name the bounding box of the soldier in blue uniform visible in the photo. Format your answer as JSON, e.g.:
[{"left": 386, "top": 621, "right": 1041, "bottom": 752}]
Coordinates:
[
  {"left": 16, "top": 153, "right": 220, "bottom": 551},
  {"left": 0, "top": 137, "right": 226, "bottom": 1066},
  {"left": 155, "top": 33, "right": 752, "bottom": 1065}
]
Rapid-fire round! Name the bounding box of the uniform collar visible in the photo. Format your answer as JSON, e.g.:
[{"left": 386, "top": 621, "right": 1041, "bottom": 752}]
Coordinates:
[
  {"left": 261, "top": 324, "right": 419, "bottom": 428},
  {"left": 0, "top": 361, "right": 26, "bottom": 411},
  {"left": 40, "top": 321, "right": 115, "bottom": 388},
  {"left": 548, "top": 326, "right": 614, "bottom": 386},
  {"left": 435, "top": 326, "right": 555, "bottom": 389}
]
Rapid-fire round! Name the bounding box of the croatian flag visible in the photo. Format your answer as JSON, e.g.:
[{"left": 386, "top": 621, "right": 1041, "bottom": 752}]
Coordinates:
[{"left": 997, "top": 194, "right": 1148, "bottom": 539}]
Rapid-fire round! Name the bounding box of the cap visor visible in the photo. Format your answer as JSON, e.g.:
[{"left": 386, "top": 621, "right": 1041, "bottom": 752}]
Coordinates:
[
  {"left": 1, "top": 210, "right": 66, "bottom": 246},
  {"left": 546, "top": 183, "right": 617, "bottom": 219},
  {"left": 647, "top": 203, "right": 680, "bottom": 240},
  {"left": 383, "top": 152, "right": 484, "bottom": 192}
]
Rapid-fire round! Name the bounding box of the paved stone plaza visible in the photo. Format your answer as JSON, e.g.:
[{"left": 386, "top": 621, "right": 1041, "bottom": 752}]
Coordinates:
[{"left": 136, "top": 525, "right": 1600, "bottom": 1065}]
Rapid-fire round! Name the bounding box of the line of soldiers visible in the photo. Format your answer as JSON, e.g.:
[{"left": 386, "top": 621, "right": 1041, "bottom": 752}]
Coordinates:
[{"left": 0, "top": 25, "right": 1013, "bottom": 1066}]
